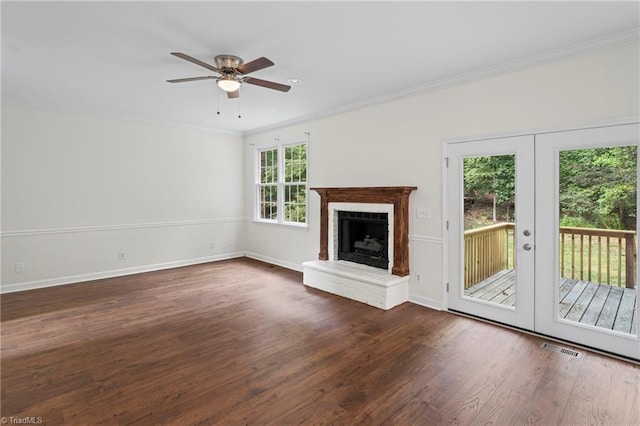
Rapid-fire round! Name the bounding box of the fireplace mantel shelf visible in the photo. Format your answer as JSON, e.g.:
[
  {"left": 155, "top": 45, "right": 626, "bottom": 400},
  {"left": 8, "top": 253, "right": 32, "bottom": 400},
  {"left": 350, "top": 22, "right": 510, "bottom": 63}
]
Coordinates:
[
  {"left": 311, "top": 186, "right": 417, "bottom": 277},
  {"left": 310, "top": 186, "right": 417, "bottom": 202}
]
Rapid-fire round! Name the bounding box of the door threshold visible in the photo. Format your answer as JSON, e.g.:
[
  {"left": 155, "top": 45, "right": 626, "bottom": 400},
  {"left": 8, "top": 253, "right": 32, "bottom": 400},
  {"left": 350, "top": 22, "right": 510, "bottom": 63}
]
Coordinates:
[{"left": 447, "top": 309, "right": 640, "bottom": 365}]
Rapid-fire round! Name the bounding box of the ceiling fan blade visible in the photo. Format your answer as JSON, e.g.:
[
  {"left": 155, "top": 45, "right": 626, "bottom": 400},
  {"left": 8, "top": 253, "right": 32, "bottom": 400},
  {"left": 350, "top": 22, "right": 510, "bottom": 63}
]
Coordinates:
[
  {"left": 227, "top": 90, "right": 240, "bottom": 99},
  {"left": 237, "top": 57, "right": 274, "bottom": 74},
  {"left": 244, "top": 77, "right": 291, "bottom": 92},
  {"left": 167, "top": 76, "right": 216, "bottom": 83},
  {"left": 171, "top": 52, "right": 219, "bottom": 73}
]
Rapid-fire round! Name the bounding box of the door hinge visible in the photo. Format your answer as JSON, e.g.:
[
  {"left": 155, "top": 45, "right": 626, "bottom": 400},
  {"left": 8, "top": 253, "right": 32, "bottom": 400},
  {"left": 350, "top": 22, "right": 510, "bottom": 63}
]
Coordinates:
[
  {"left": 446, "top": 220, "right": 449, "bottom": 230},
  {"left": 445, "top": 157, "right": 449, "bottom": 168},
  {"left": 446, "top": 282, "right": 450, "bottom": 293}
]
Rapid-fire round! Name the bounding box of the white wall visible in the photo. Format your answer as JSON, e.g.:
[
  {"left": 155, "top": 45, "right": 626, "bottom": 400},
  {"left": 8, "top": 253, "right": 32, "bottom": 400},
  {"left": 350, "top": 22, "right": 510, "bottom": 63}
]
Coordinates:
[
  {"left": 244, "top": 42, "right": 640, "bottom": 309},
  {"left": 1, "top": 105, "right": 245, "bottom": 292},
  {"left": 3, "top": 43, "right": 638, "bottom": 299}
]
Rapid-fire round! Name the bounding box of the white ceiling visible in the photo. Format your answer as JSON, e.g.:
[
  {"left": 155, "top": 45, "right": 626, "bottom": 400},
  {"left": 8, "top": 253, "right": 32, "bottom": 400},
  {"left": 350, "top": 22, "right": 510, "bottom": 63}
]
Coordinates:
[{"left": 2, "top": 1, "right": 639, "bottom": 134}]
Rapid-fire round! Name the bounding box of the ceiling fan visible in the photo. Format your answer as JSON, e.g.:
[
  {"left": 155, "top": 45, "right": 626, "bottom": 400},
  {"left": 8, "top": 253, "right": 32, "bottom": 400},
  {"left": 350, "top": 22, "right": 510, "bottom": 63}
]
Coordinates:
[{"left": 167, "top": 53, "right": 291, "bottom": 98}]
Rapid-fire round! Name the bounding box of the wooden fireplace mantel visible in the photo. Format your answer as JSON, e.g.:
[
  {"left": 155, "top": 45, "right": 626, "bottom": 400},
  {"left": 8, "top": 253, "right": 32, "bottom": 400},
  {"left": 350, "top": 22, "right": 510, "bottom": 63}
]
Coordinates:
[{"left": 311, "top": 186, "right": 417, "bottom": 277}]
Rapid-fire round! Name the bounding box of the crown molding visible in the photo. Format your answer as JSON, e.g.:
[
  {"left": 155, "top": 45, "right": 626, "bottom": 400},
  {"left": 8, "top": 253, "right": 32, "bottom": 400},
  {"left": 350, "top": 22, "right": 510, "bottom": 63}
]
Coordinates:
[
  {"left": 245, "top": 28, "right": 640, "bottom": 136},
  {"left": 1, "top": 98, "right": 243, "bottom": 137}
]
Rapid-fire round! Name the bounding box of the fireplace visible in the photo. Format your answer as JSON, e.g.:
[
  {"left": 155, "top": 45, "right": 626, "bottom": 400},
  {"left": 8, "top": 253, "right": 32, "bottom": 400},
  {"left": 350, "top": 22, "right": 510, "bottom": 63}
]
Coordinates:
[
  {"left": 337, "top": 211, "right": 389, "bottom": 269},
  {"left": 302, "top": 186, "right": 417, "bottom": 310},
  {"left": 312, "top": 186, "right": 416, "bottom": 276}
]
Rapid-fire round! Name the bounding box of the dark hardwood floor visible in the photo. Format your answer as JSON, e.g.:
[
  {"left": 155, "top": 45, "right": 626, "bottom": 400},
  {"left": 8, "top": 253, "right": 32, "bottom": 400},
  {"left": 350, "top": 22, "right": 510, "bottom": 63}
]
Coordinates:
[{"left": 2, "top": 258, "right": 639, "bottom": 425}]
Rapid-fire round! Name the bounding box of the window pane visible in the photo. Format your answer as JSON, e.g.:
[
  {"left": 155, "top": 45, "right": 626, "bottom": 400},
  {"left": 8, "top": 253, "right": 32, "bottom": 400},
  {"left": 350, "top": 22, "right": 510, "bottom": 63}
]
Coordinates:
[
  {"left": 284, "top": 144, "right": 306, "bottom": 184},
  {"left": 284, "top": 183, "right": 306, "bottom": 223},
  {"left": 268, "top": 185, "right": 277, "bottom": 202},
  {"left": 559, "top": 146, "right": 637, "bottom": 233},
  {"left": 260, "top": 149, "right": 278, "bottom": 184},
  {"left": 259, "top": 185, "right": 278, "bottom": 220},
  {"left": 463, "top": 154, "right": 516, "bottom": 307},
  {"left": 285, "top": 160, "right": 292, "bottom": 183},
  {"left": 558, "top": 146, "right": 636, "bottom": 335}
]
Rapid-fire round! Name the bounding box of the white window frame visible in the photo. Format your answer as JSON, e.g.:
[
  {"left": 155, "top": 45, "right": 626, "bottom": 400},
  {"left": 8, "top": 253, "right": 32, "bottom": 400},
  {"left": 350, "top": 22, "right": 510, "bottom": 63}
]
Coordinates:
[
  {"left": 256, "top": 146, "right": 279, "bottom": 222},
  {"left": 254, "top": 139, "right": 308, "bottom": 227}
]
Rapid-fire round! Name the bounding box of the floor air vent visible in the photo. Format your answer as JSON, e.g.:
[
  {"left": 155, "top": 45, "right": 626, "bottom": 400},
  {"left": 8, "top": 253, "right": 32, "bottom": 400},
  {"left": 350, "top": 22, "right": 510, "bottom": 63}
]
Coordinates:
[{"left": 541, "top": 342, "right": 581, "bottom": 357}]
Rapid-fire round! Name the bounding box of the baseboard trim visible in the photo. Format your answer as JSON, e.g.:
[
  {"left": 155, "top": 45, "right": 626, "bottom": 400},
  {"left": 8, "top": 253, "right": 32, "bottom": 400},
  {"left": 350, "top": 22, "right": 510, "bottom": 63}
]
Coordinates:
[
  {"left": 244, "top": 252, "right": 303, "bottom": 273},
  {"left": 2, "top": 252, "right": 446, "bottom": 313},
  {"left": 0, "top": 252, "right": 245, "bottom": 294},
  {"left": 409, "top": 294, "right": 444, "bottom": 311}
]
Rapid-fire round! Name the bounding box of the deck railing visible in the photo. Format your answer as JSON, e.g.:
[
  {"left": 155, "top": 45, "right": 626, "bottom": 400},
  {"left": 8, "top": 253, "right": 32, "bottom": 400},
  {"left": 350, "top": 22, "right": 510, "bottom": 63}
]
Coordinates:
[
  {"left": 560, "top": 227, "right": 636, "bottom": 288},
  {"left": 464, "top": 223, "right": 636, "bottom": 289},
  {"left": 464, "top": 223, "right": 515, "bottom": 289}
]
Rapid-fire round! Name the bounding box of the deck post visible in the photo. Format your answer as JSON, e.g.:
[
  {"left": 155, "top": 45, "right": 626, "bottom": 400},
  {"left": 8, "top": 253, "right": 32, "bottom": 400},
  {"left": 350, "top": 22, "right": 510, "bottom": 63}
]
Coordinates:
[{"left": 625, "top": 234, "right": 636, "bottom": 289}]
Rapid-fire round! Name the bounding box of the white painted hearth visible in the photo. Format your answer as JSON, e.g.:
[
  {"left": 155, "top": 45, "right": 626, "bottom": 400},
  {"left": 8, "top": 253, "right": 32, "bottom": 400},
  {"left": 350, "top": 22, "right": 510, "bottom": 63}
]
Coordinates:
[
  {"left": 303, "top": 186, "right": 416, "bottom": 310},
  {"left": 302, "top": 260, "right": 409, "bottom": 310}
]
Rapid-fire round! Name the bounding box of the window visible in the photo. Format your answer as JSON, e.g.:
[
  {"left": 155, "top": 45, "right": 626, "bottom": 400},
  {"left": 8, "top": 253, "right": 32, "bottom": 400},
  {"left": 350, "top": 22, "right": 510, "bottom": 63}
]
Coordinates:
[
  {"left": 256, "top": 142, "right": 307, "bottom": 225},
  {"left": 258, "top": 148, "right": 278, "bottom": 220},
  {"left": 283, "top": 144, "right": 307, "bottom": 223}
]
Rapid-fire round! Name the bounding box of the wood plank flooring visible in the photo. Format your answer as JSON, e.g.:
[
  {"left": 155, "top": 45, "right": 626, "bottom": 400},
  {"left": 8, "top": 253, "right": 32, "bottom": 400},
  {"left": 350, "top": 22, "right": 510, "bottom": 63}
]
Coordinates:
[
  {"left": 466, "top": 269, "right": 637, "bottom": 334},
  {"left": 2, "top": 258, "right": 639, "bottom": 425}
]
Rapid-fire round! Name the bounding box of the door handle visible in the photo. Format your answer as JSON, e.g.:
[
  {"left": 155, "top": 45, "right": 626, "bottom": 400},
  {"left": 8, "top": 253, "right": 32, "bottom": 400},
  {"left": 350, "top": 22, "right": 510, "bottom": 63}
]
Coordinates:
[{"left": 523, "top": 243, "right": 532, "bottom": 251}]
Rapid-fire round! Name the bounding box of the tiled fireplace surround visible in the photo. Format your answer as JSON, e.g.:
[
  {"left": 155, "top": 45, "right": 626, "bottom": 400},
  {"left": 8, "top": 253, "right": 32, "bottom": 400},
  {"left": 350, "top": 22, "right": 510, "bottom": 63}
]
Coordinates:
[{"left": 302, "top": 187, "right": 417, "bottom": 310}]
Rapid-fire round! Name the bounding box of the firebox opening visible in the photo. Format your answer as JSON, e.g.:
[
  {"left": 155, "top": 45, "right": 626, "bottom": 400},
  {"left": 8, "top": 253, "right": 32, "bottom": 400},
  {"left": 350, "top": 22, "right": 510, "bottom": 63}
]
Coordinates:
[{"left": 337, "top": 211, "right": 389, "bottom": 270}]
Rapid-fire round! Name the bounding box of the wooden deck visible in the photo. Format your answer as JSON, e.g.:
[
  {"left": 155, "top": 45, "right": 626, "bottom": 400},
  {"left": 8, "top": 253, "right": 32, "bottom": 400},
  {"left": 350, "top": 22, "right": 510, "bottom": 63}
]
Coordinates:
[{"left": 465, "top": 270, "right": 637, "bottom": 334}]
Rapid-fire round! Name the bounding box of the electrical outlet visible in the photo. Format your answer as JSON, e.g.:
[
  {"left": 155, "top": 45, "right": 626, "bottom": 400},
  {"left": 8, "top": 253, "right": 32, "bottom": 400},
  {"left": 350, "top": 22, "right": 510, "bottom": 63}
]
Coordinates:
[
  {"left": 210, "top": 242, "right": 216, "bottom": 250},
  {"left": 119, "top": 251, "right": 126, "bottom": 261},
  {"left": 15, "top": 262, "right": 25, "bottom": 273},
  {"left": 415, "top": 274, "right": 421, "bottom": 283},
  {"left": 416, "top": 208, "right": 427, "bottom": 218}
]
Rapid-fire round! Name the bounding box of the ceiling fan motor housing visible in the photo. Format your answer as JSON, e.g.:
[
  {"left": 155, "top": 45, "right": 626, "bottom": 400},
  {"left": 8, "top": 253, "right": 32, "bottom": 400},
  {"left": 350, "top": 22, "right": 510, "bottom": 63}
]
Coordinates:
[{"left": 215, "top": 55, "right": 243, "bottom": 71}]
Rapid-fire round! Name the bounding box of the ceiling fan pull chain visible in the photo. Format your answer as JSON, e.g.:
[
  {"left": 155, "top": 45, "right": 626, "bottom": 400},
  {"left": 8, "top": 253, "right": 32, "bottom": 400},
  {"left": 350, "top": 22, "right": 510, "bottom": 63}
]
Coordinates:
[
  {"left": 216, "top": 90, "right": 221, "bottom": 115},
  {"left": 238, "top": 97, "right": 241, "bottom": 119}
]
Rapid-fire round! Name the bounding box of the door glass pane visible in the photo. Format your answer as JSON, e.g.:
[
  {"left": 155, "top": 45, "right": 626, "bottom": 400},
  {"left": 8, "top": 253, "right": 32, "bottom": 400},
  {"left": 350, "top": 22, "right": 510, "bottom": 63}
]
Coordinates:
[
  {"left": 463, "top": 155, "right": 516, "bottom": 307},
  {"left": 558, "top": 146, "right": 637, "bottom": 336}
]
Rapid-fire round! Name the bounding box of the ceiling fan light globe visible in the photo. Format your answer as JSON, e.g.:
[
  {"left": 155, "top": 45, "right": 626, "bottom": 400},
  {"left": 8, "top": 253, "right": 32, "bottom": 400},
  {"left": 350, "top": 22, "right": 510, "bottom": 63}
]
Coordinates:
[{"left": 217, "top": 77, "right": 241, "bottom": 92}]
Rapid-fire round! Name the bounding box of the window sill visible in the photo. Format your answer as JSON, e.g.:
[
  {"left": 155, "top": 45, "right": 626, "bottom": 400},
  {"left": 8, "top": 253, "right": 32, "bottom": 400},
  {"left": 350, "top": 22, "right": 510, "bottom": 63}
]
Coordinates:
[{"left": 253, "top": 219, "right": 309, "bottom": 230}]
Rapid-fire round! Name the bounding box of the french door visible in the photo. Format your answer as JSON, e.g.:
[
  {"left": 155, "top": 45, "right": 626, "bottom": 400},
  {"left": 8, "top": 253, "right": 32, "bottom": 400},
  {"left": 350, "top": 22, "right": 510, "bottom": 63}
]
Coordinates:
[
  {"left": 446, "top": 123, "right": 640, "bottom": 360},
  {"left": 447, "top": 135, "right": 535, "bottom": 330}
]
